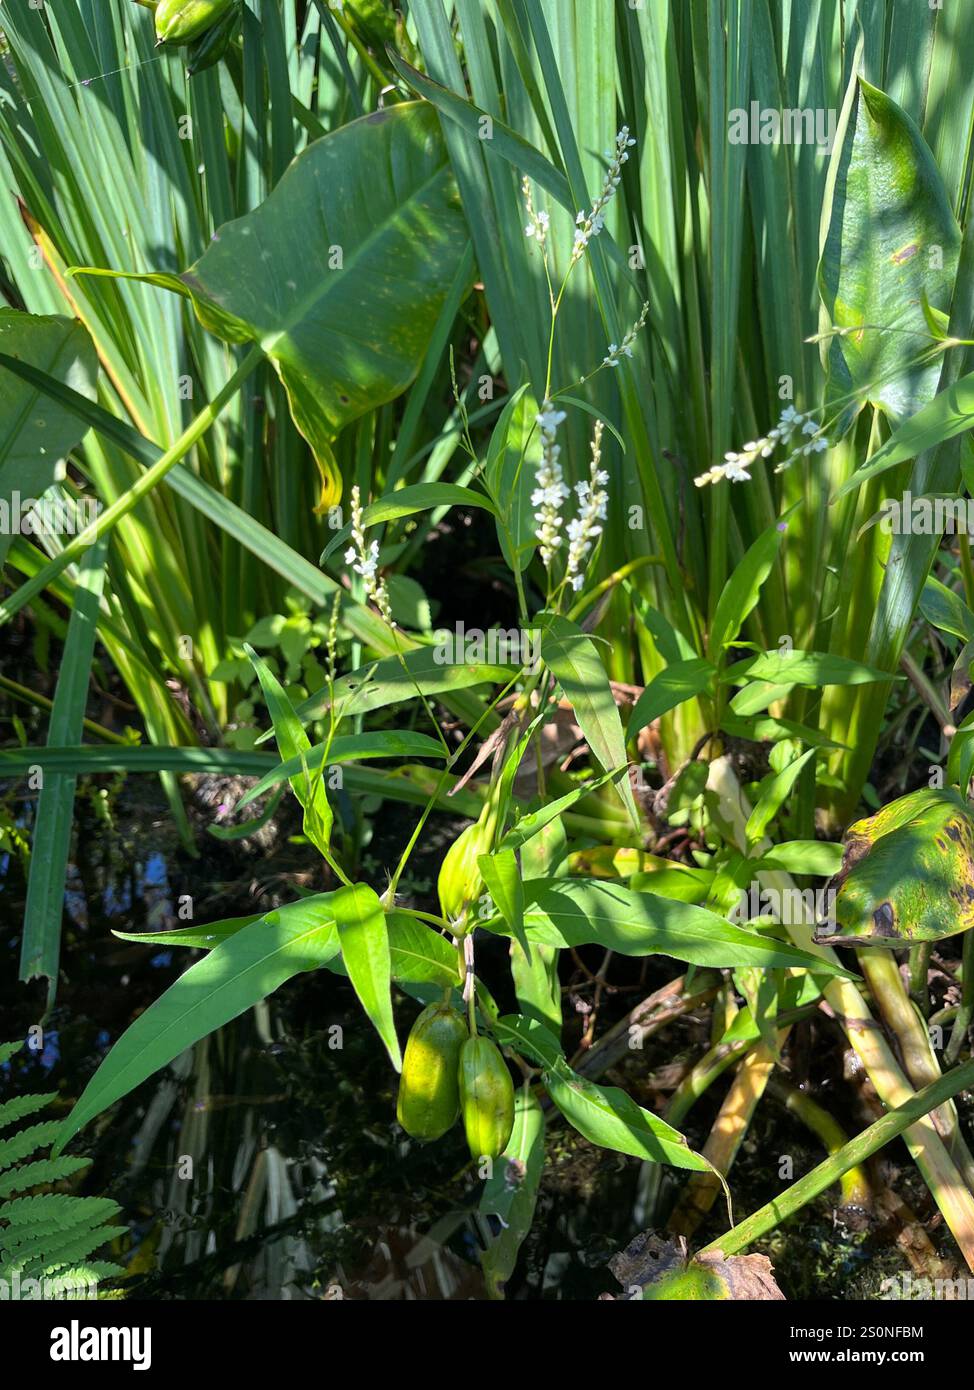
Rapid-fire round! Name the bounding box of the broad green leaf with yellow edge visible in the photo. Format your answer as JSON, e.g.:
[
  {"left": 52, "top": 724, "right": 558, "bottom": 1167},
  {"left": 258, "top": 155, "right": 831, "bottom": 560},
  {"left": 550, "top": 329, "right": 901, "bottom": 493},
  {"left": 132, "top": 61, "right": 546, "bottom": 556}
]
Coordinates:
[
  {"left": 815, "top": 788, "right": 974, "bottom": 946},
  {"left": 70, "top": 103, "right": 471, "bottom": 508}
]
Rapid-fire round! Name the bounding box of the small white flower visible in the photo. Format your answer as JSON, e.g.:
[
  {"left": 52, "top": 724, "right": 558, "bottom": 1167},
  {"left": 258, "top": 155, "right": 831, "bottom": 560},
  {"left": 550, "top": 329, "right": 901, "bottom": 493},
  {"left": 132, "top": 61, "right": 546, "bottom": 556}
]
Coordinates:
[
  {"left": 602, "top": 302, "right": 649, "bottom": 368},
  {"left": 565, "top": 421, "right": 609, "bottom": 587},
  {"left": 522, "top": 177, "right": 550, "bottom": 247},
  {"left": 533, "top": 399, "right": 570, "bottom": 567},
  {"left": 345, "top": 485, "right": 395, "bottom": 626},
  {"left": 571, "top": 127, "right": 636, "bottom": 265}
]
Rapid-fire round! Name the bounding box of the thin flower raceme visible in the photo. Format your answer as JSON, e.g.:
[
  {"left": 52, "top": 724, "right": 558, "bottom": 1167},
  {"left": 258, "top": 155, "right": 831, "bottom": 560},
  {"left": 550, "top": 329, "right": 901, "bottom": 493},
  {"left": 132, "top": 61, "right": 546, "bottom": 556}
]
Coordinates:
[
  {"left": 694, "top": 405, "right": 830, "bottom": 487},
  {"left": 571, "top": 126, "right": 636, "bottom": 264},
  {"left": 532, "top": 401, "right": 570, "bottom": 567},
  {"left": 522, "top": 175, "right": 550, "bottom": 247},
  {"left": 344, "top": 485, "right": 395, "bottom": 626},
  {"left": 565, "top": 421, "right": 609, "bottom": 591},
  {"left": 604, "top": 302, "right": 650, "bottom": 368}
]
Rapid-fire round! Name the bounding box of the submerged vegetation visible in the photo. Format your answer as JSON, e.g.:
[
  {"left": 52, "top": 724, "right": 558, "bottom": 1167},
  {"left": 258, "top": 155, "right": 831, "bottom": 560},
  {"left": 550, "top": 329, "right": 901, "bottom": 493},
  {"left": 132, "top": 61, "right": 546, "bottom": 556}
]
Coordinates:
[{"left": 4, "top": 0, "right": 974, "bottom": 1308}]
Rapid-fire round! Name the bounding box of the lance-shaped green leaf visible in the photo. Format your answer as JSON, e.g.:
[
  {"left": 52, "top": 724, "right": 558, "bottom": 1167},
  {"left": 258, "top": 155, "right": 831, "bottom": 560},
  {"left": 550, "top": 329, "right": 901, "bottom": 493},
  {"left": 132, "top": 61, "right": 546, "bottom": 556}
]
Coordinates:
[
  {"left": 820, "top": 78, "right": 960, "bottom": 430},
  {"left": 237, "top": 729, "right": 448, "bottom": 809},
  {"left": 545, "top": 1064, "right": 713, "bottom": 1171},
  {"left": 479, "top": 1087, "right": 545, "bottom": 1300},
  {"left": 478, "top": 848, "right": 528, "bottom": 957},
  {"left": 20, "top": 537, "right": 106, "bottom": 998},
  {"left": 55, "top": 895, "right": 343, "bottom": 1152},
  {"left": 492, "top": 879, "right": 853, "bottom": 976},
  {"left": 321, "top": 482, "right": 497, "bottom": 562},
  {"left": 815, "top": 789, "right": 974, "bottom": 946},
  {"left": 485, "top": 384, "right": 542, "bottom": 573},
  {"left": 0, "top": 311, "right": 97, "bottom": 568},
  {"left": 920, "top": 574, "right": 974, "bottom": 642},
  {"left": 72, "top": 102, "right": 471, "bottom": 506},
  {"left": 496, "top": 1017, "right": 711, "bottom": 1172},
  {"left": 290, "top": 644, "right": 516, "bottom": 728},
  {"left": 332, "top": 884, "right": 401, "bottom": 1071},
  {"left": 498, "top": 769, "right": 618, "bottom": 853},
  {"left": 708, "top": 518, "right": 789, "bottom": 660},
  {"left": 628, "top": 659, "right": 716, "bottom": 739},
  {"left": 832, "top": 372, "right": 974, "bottom": 500},
  {"left": 745, "top": 747, "right": 817, "bottom": 845},
  {"left": 540, "top": 614, "right": 639, "bottom": 827},
  {"left": 111, "top": 915, "right": 261, "bottom": 950},
  {"left": 724, "top": 649, "right": 892, "bottom": 688},
  {"left": 245, "top": 645, "right": 333, "bottom": 854}
]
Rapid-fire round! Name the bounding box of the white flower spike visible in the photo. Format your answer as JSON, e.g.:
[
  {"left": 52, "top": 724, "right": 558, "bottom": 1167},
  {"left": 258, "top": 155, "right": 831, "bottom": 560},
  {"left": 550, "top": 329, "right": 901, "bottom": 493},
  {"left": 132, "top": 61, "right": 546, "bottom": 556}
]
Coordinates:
[
  {"left": 565, "top": 421, "right": 610, "bottom": 591},
  {"left": 694, "top": 407, "right": 831, "bottom": 487},
  {"left": 532, "top": 399, "right": 570, "bottom": 567}
]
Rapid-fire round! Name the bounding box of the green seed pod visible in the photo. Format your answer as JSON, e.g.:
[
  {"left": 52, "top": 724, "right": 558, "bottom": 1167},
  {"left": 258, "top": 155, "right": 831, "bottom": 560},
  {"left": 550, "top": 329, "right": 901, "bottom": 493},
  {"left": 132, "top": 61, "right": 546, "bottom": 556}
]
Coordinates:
[
  {"left": 186, "top": 3, "right": 238, "bottom": 76},
  {"left": 458, "top": 1036, "right": 515, "bottom": 1163},
  {"left": 396, "top": 1003, "right": 468, "bottom": 1142},
  {"left": 437, "top": 816, "right": 491, "bottom": 932},
  {"left": 155, "top": 0, "right": 234, "bottom": 46}
]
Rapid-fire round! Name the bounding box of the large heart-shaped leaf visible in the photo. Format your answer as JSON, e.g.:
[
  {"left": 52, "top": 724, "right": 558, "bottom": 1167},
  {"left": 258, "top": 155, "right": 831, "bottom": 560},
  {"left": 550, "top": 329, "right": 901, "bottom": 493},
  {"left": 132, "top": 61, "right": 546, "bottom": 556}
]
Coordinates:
[
  {"left": 820, "top": 78, "right": 959, "bottom": 429},
  {"left": 0, "top": 311, "right": 97, "bottom": 567},
  {"left": 74, "top": 102, "right": 471, "bottom": 506}
]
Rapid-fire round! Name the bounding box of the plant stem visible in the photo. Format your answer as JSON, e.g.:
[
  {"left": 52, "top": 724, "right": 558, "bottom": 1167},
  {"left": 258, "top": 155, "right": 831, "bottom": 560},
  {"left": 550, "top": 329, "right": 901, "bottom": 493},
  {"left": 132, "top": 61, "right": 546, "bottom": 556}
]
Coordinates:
[
  {"left": 699, "top": 1055, "right": 974, "bottom": 1261},
  {"left": 0, "top": 674, "right": 128, "bottom": 745},
  {"left": 765, "top": 1074, "right": 872, "bottom": 1211},
  {"left": 707, "top": 756, "right": 974, "bottom": 1269},
  {"left": 857, "top": 949, "right": 974, "bottom": 1186},
  {"left": 0, "top": 346, "right": 264, "bottom": 630},
  {"left": 668, "top": 1035, "right": 784, "bottom": 1238},
  {"left": 908, "top": 941, "right": 932, "bottom": 1019},
  {"left": 946, "top": 927, "right": 974, "bottom": 1066}
]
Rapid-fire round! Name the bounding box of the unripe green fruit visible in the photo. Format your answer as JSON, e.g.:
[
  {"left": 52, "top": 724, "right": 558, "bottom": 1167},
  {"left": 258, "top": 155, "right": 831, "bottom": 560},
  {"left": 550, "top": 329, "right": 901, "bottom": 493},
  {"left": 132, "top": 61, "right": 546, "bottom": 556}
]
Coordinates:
[
  {"left": 396, "top": 1003, "right": 468, "bottom": 1142},
  {"left": 155, "top": 0, "right": 234, "bottom": 45},
  {"left": 437, "top": 814, "right": 491, "bottom": 931},
  {"left": 458, "top": 1036, "right": 515, "bottom": 1162}
]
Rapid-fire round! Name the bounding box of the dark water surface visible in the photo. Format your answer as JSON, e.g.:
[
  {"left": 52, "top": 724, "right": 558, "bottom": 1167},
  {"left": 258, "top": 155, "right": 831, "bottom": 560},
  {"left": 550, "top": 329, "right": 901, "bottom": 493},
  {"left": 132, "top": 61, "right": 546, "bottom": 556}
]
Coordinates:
[{"left": 0, "top": 775, "right": 933, "bottom": 1300}]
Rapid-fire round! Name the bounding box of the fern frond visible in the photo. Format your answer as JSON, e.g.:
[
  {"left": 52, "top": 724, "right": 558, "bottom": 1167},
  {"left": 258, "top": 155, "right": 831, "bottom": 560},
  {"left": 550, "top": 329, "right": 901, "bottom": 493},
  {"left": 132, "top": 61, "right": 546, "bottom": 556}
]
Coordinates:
[
  {"left": 0, "top": 1094, "right": 54, "bottom": 1132},
  {"left": 0, "top": 1155, "right": 90, "bottom": 1198},
  {"left": 0, "top": 1045, "right": 125, "bottom": 1295},
  {"left": 2, "top": 1223, "right": 128, "bottom": 1279},
  {"left": 0, "top": 1194, "right": 120, "bottom": 1228},
  {"left": 1, "top": 1204, "right": 122, "bottom": 1260},
  {"left": 42, "top": 1261, "right": 126, "bottom": 1296},
  {"left": 0, "top": 1122, "right": 63, "bottom": 1172}
]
